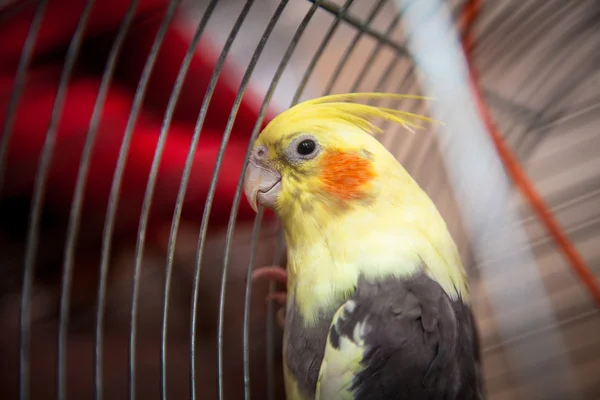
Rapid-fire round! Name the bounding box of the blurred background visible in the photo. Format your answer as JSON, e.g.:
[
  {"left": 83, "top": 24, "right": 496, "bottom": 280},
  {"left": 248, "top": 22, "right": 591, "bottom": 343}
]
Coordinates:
[{"left": 0, "top": 0, "right": 598, "bottom": 399}]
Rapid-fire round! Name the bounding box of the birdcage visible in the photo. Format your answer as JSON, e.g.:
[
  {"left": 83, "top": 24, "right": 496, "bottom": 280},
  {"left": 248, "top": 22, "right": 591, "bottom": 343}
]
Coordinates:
[{"left": 0, "top": 0, "right": 598, "bottom": 399}]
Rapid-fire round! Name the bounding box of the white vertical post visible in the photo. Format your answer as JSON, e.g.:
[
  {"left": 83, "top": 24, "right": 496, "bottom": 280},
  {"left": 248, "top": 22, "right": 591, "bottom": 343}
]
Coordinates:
[{"left": 395, "top": 0, "right": 577, "bottom": 398}]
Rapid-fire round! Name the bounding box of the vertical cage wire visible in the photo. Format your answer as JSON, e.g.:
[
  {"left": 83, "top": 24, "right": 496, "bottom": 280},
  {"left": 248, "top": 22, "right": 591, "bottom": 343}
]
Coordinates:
[
  {"left": 58, "top": 1, "right": 142, "bottom": 399},
  {"left": 197, "top": 0, "right": 288, "bottom": 397},
  {"left": 98, "top": 2, "right": 182, "bottom": 399},
  {"left": 124, "top": 0, "right": 221, "bottom": 398},
  {"left": 195, "top": 0, "right": 296, "bottom": 397},
  {"left": 217, "top": 2, "right": 321, "bottom": 398},
  {"left": 241, "top": 206, "right": 263, "bottom": 399},
  {"left": 124, "top": 0, "right": 254, "bottom": 397},
  {"left": 16, "top": 1, "right": 96, "bottom": 398},
  {"left": 1, "top": 0, "right": 599, "bottom": 399},
  {"left": 0, "top": 0, "right": 48, "bottom": 192}
]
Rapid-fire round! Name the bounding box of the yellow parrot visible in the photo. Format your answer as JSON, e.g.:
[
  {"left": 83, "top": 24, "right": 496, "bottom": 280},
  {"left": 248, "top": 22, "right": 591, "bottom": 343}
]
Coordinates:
[{"left": 244, "top": 93, "right": 484, "bottom": 400}]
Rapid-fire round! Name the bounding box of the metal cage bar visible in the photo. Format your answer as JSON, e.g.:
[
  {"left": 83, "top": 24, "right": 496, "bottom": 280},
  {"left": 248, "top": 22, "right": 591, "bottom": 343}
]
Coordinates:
[
  {"left": 18, "top": 1, "right": 96, "bottom": 399},
  {"left": 1, "top": 0, "right": 599, "bottom": 399}
]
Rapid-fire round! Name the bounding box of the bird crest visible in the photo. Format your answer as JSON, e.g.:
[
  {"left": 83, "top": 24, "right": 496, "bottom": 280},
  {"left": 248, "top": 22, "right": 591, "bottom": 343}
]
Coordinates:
[{"left": 261, "top": 93, "right": 439, "bottom": 139}]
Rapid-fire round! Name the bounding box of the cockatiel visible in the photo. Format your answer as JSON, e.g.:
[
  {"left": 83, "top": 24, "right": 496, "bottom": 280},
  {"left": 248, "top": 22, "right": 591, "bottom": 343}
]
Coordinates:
[{"left": 244, "top": 93, "right": 484, "bottom": 400}]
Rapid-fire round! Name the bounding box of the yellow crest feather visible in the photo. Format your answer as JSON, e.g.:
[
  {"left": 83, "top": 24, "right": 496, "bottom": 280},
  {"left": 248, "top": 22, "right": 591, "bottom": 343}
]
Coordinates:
[{"left": 261, "top": 93, "right": 440, "bottom": 139}]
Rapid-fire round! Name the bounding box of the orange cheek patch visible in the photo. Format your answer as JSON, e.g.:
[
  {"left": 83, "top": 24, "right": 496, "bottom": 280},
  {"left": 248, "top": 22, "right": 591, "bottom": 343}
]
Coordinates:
[{"left": 319, "top": 151, "right": 376, "bottom": 200}]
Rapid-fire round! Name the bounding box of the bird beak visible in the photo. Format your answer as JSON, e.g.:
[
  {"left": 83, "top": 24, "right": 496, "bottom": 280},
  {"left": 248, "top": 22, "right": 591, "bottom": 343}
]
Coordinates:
[{"left": 243, "top": 146, "right": 282, "bottom": 212}]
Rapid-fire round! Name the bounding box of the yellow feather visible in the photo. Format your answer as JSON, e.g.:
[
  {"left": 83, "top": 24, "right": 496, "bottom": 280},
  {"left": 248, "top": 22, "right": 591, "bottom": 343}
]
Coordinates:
[
  {"left": 260, "top": 93, "right": 440, "bottom": 143},
  {"left": 316, "top": 304, "right": 365, "bottom": 400}
]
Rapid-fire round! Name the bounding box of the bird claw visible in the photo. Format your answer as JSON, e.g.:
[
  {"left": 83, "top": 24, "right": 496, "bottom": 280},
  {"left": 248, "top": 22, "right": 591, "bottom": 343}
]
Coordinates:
[
  {"left": 265, "top": 291, "right": 287, "bottom": 305},
  {"left": 275, "top": 307, "right": 286, "bottom": 329},
  {"left": 251, "top": 265, "right": 288, "bottom": 285},
  {"left": 252, "top": 265, "right": 288, "bottom": 329}
]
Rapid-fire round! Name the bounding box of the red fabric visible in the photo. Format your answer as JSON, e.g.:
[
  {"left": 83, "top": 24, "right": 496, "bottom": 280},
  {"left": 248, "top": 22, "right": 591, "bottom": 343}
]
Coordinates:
[{"left": 0, "top": 0, "right": 275, "bottom": 238}]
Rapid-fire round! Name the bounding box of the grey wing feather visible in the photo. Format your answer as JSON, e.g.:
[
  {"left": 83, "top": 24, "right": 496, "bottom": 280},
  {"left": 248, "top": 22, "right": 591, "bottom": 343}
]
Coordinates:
[{"left": 327, "top": 272, "right": 484, "bottom": 400}]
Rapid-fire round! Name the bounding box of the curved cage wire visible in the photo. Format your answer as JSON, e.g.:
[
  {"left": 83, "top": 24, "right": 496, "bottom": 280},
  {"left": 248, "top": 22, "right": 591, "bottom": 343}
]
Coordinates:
[{"left": 0, "top": 0, "right": 598, "bottom": 399}]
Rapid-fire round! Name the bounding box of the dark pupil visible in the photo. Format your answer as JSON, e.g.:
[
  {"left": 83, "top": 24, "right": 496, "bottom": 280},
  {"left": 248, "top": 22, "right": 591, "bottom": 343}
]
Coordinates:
[{"left": 297, "top": 139, "right": 316, "bottom": 155}]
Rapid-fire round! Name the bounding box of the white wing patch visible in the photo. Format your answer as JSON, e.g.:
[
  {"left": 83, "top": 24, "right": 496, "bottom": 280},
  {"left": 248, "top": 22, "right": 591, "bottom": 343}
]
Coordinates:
[{"left": 315, "top": 300, "right": 370, "bottom": 400}]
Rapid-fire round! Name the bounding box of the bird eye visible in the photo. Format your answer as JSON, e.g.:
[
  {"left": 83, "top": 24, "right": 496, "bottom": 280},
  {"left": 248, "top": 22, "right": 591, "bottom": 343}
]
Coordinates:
[
  {"left": 286, "top": 135, "right": 320, "bottom": 163},
  {"left": 296, "top": 139, "right": 316, "bottom": 156}
]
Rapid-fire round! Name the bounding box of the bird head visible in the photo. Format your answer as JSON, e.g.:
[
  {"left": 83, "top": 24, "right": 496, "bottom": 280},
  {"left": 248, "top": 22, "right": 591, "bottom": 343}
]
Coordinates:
[{"left": 243, "top": 93, "right": 432, "bottom": 219}]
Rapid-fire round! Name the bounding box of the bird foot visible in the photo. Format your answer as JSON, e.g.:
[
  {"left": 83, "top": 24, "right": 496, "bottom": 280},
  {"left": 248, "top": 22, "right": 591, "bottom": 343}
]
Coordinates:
[{"left": 252, "top": 265, "right": 288, "bottom": 329}]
